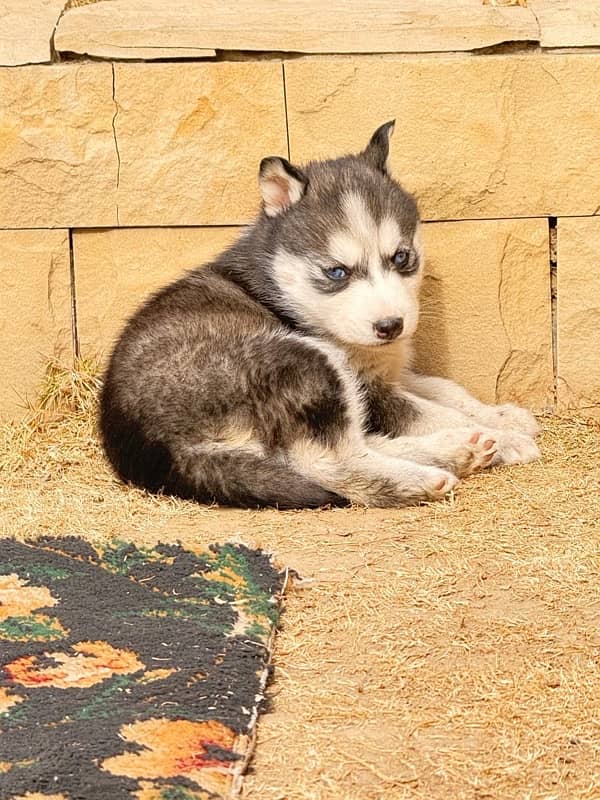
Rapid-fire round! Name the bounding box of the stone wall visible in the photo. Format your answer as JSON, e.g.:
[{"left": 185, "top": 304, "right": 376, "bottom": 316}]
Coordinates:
[{"left": 1, "top": 1, "right": 599, "bottom": 419}]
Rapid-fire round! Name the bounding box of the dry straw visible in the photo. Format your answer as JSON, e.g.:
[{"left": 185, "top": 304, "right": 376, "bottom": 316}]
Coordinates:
[{"left": 1, "top": 360, "right": 599, "bottom": 799}]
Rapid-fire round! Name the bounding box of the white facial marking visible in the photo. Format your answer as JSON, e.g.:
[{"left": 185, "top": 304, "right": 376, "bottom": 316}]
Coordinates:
[
  {"left": 328, "top": 230, "right": 364, "bottom": 268},
  {"left": 378, "top": 216, "right": 401, "bottom": 258},
  {"left": 342, "top": 192, "right": 377, "bottom": 247},
  {"left": 413, "top": 222, "right": 424, "bottom": 262}
]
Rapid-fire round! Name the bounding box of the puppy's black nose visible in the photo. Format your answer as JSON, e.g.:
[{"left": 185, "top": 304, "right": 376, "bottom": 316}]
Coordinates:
[{"left": 374, "top": 317, "right": 404, "bottom": 340}]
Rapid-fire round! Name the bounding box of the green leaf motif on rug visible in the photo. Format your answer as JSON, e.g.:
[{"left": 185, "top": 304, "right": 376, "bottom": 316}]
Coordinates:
[
  {"left": 0, "top": 613, "right": 67, "bottom": 642},
  {"left": 0, "top": 564, "right": 72, "bottom": 582},
  {"left": 101, "top": 540, "right": 172, "bottom": 576}
]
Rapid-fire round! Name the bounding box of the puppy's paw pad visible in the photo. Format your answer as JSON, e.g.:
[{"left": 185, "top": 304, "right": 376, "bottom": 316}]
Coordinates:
[{"left": 451, "top": 430, "right": 497, "bottom": 475}]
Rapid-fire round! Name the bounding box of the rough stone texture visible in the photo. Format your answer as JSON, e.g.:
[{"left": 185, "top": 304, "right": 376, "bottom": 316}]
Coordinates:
[
  {"left": 556, "top": 217, "right": 600, "bottom": 409},
  {"left": 0, "top": 0, "right": 65, "bottom": 66},
  {"left": 416, "top": 219, "right": 553, "bottom": 411},
  {"left": 55, "top": 0, "right": 215, "bottom": 59},
  {"left": 530, "top": 0, "right": 600, "bottom": 48},
  {"left": 113, "top": 62, "right": 287, "bottom": 226},
  {"left": 73, "top": 226, "right": 240, "bottom": 359},
  {"left": 0, "top": 229, "right": 72, "bottom": 420},
  {"left": 54, "top": 0, "right": 539, "bottom": 55},
  {"left": 0, "top": 64, "right": 118, "bottom": 228},
  {"left": 285, "top": 54, "right": 600, "bottom": 221}
]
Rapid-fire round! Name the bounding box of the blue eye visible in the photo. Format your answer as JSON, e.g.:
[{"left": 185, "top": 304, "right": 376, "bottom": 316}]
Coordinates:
[
  {"left": 392, "top": 249, "right": 411, "bottom": 270},
  {"left": 325, "top": 266, "right": 349, "bottom": 281}
]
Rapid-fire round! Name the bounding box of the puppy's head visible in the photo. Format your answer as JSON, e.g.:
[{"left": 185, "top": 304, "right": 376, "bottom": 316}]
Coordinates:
[{"left": 260, "top": 122, "right": 423, "bottom": 347}]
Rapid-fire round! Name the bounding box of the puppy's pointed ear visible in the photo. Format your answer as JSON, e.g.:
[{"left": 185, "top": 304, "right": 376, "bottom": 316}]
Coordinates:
[
  {"left": 259, "top": 157, "right": 308, "bottom": 217},
  {"left": 362, "top": 120, "right": 395, "bottom": 174}
]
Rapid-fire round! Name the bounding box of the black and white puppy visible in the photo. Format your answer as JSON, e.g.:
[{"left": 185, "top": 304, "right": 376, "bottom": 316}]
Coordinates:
[{"left": 100, "top": 122, "right": 540, "bottom": 509}]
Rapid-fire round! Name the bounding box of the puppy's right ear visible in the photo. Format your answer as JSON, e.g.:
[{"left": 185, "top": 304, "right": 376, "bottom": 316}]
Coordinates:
[{"left": 259, "top": 157, "right": 308, "bottom": 217}]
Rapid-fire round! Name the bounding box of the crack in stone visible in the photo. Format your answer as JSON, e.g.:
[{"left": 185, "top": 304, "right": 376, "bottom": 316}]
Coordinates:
[
  {"left": 297, "top": 66, "right": 359, "bottom": 114},
  {"left": 494, "top": 232, "right": 515, "bottom": 401},
  {"left": 49, "top": 2, "right": 70, "bottom": 62},
  {"left": 282, "top": 62, "right": 291, "bottom": 160},
  {"left": 548, "top": 218, "right": 558, "bottom": 406},
  {"left": 47, "top": 253, "right": 58, "bottom": 320},
  {"left": 68, "top": 228, "right": 80, "bottom": 360},
  {"left": 111, "top": 62, "right": 121, "bottom": 227},
  {"left": 540, "top": 64, "right": 560, "bottom": 86},
  {"left": 528, "top": 3, "right": 543, "bottom": 44}
]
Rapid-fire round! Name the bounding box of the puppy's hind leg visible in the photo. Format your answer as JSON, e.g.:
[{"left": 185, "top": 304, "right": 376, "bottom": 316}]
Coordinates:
[{"left": 289, "top": 439, "right": 459, "bottom": 507}]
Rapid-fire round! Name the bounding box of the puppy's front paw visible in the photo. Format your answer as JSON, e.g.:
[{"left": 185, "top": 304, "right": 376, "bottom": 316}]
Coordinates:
[
  {"left": 491, "top": 430, "right": 541, "bottom": 466},
  {"left": 482, "top": 404, "right": 540, "bottom": 437},
  {"left": 430, "top": 429, "right": 497, "bottom": 477}
]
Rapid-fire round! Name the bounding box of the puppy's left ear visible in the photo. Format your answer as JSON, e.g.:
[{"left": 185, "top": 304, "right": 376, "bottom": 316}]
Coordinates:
[
  {"left": 259, "top": 157, "right": 308, "bottom": 217},
  {"left": 362, "top": 120, "right": 395, "bottom": 174}
]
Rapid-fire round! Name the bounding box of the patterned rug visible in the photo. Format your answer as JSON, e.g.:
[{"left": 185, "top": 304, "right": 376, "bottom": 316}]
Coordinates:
[{"left": 0, "top": 536, "right": 284, "bottom": 800}]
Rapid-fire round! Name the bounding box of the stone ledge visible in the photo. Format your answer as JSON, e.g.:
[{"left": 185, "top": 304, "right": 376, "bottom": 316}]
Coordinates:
[
  {"left": 53, "top": 0, "right": 539, "bottom": 58},
  {"left": 530, "top": 0, "right": 600, "bottom": 48},
  {"left": 4, "top": 1, "right": 600, "bottom": 70},
  {"left": 0, "top": 0, "right": 65, "bottom": 66},
  {"left": 55, "top": 0, "right": 216, "bottom": 60}
]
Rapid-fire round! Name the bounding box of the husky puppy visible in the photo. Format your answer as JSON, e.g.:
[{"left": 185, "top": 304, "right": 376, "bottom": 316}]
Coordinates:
[{"left": 100, "top": 122, "right": 540, "bottom": 509}]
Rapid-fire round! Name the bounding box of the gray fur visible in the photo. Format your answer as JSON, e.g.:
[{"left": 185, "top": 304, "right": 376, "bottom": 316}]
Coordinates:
[{"left": 100, "top": 122, "right": 540, "bottom": 509}]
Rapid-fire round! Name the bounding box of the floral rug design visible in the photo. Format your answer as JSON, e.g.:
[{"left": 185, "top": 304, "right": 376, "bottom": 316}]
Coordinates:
[{"left": 0, "top": 536, "right": 283, "bottom": 799}]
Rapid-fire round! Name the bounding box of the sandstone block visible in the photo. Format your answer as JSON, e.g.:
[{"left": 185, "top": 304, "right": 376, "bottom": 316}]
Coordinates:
[
  {"left": 0, "top": 0, "right": 64, "bottom": 66},
  {"left": 0, "top": 64, "right": 118, "bottom": 228},
  {"left": 556, "top": 217, "right": 600, "bottom": 409},
  {"left": 55, "top": 0, "right": 215, "bottom": 60},
  {"left": 54, "top": 0, "right": 539, "bottom": 55},
  {"left": 530, "top": 0, "right": 600, "bottom": 48},
  {"left": 415, "top": 219, "right": 553, "bottom": 411},
  {"left": 0, "top": 230, "right": 72, "bottom": 421},
  {"left": 73, "top": 226, "right": 240, "bottom": 359},
  {"left": 285, "top": 54, "right": 600, "bottom": 220},
  {"left": 113, "top": 63, "right": 287, "bottom": 226}
]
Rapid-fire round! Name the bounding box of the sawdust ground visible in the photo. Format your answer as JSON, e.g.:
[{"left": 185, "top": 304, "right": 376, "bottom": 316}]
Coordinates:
[{"left": 1, "top": 361, "right": 599, "bottom": 799}]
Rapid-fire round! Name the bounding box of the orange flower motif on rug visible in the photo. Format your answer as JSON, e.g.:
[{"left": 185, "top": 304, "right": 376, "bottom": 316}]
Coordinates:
[
  {"left": 4, "top": 641, "right": 144, "bottom": 688},
  {"left": 0, "top": 574, "right": 68, "bottom": 642},
  {"left": 11, "top": 794, "right": 68, "bottom": 800},
  {"left": 0, "top": 686, "right": 24, "bottom": 713},
  {"left": 0, "top": 574, "right": 57, "bottom": 619},
  {"left": 0, "top": 537, "right": 282, "bottom": 798},
  {"left": 103, "top": 718, "right": 246, "bottom": 796}
]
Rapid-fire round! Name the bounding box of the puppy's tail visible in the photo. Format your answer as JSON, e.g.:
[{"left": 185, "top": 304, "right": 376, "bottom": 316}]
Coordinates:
[{"left": 170, "top": 450, "right": 347, "bottom": 510}]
